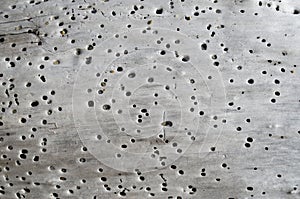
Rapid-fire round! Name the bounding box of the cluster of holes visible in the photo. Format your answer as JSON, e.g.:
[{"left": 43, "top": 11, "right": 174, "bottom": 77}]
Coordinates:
[{"left": 0, "top": 0, "right": 298, "bottom": 198}]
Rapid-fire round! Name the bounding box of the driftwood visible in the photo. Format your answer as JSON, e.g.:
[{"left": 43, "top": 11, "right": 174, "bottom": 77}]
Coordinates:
[{"left": 0, "top": 0, "right": 299, "bottom": 198}]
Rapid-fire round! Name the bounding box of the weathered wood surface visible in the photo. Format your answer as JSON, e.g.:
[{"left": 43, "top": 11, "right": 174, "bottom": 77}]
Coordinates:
[{"left": 0, "top": 0, "right": 299, "bottom": 198}]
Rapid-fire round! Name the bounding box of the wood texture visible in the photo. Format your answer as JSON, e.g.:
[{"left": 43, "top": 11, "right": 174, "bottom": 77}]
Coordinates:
[{"left": 0, "top": 0, "right": 299, "bottom": 198}]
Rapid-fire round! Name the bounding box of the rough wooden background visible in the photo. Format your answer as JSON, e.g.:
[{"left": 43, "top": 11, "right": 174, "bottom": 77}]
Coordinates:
[{"left": 0, "top": 0, "right": 299, "bottom": 198}]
